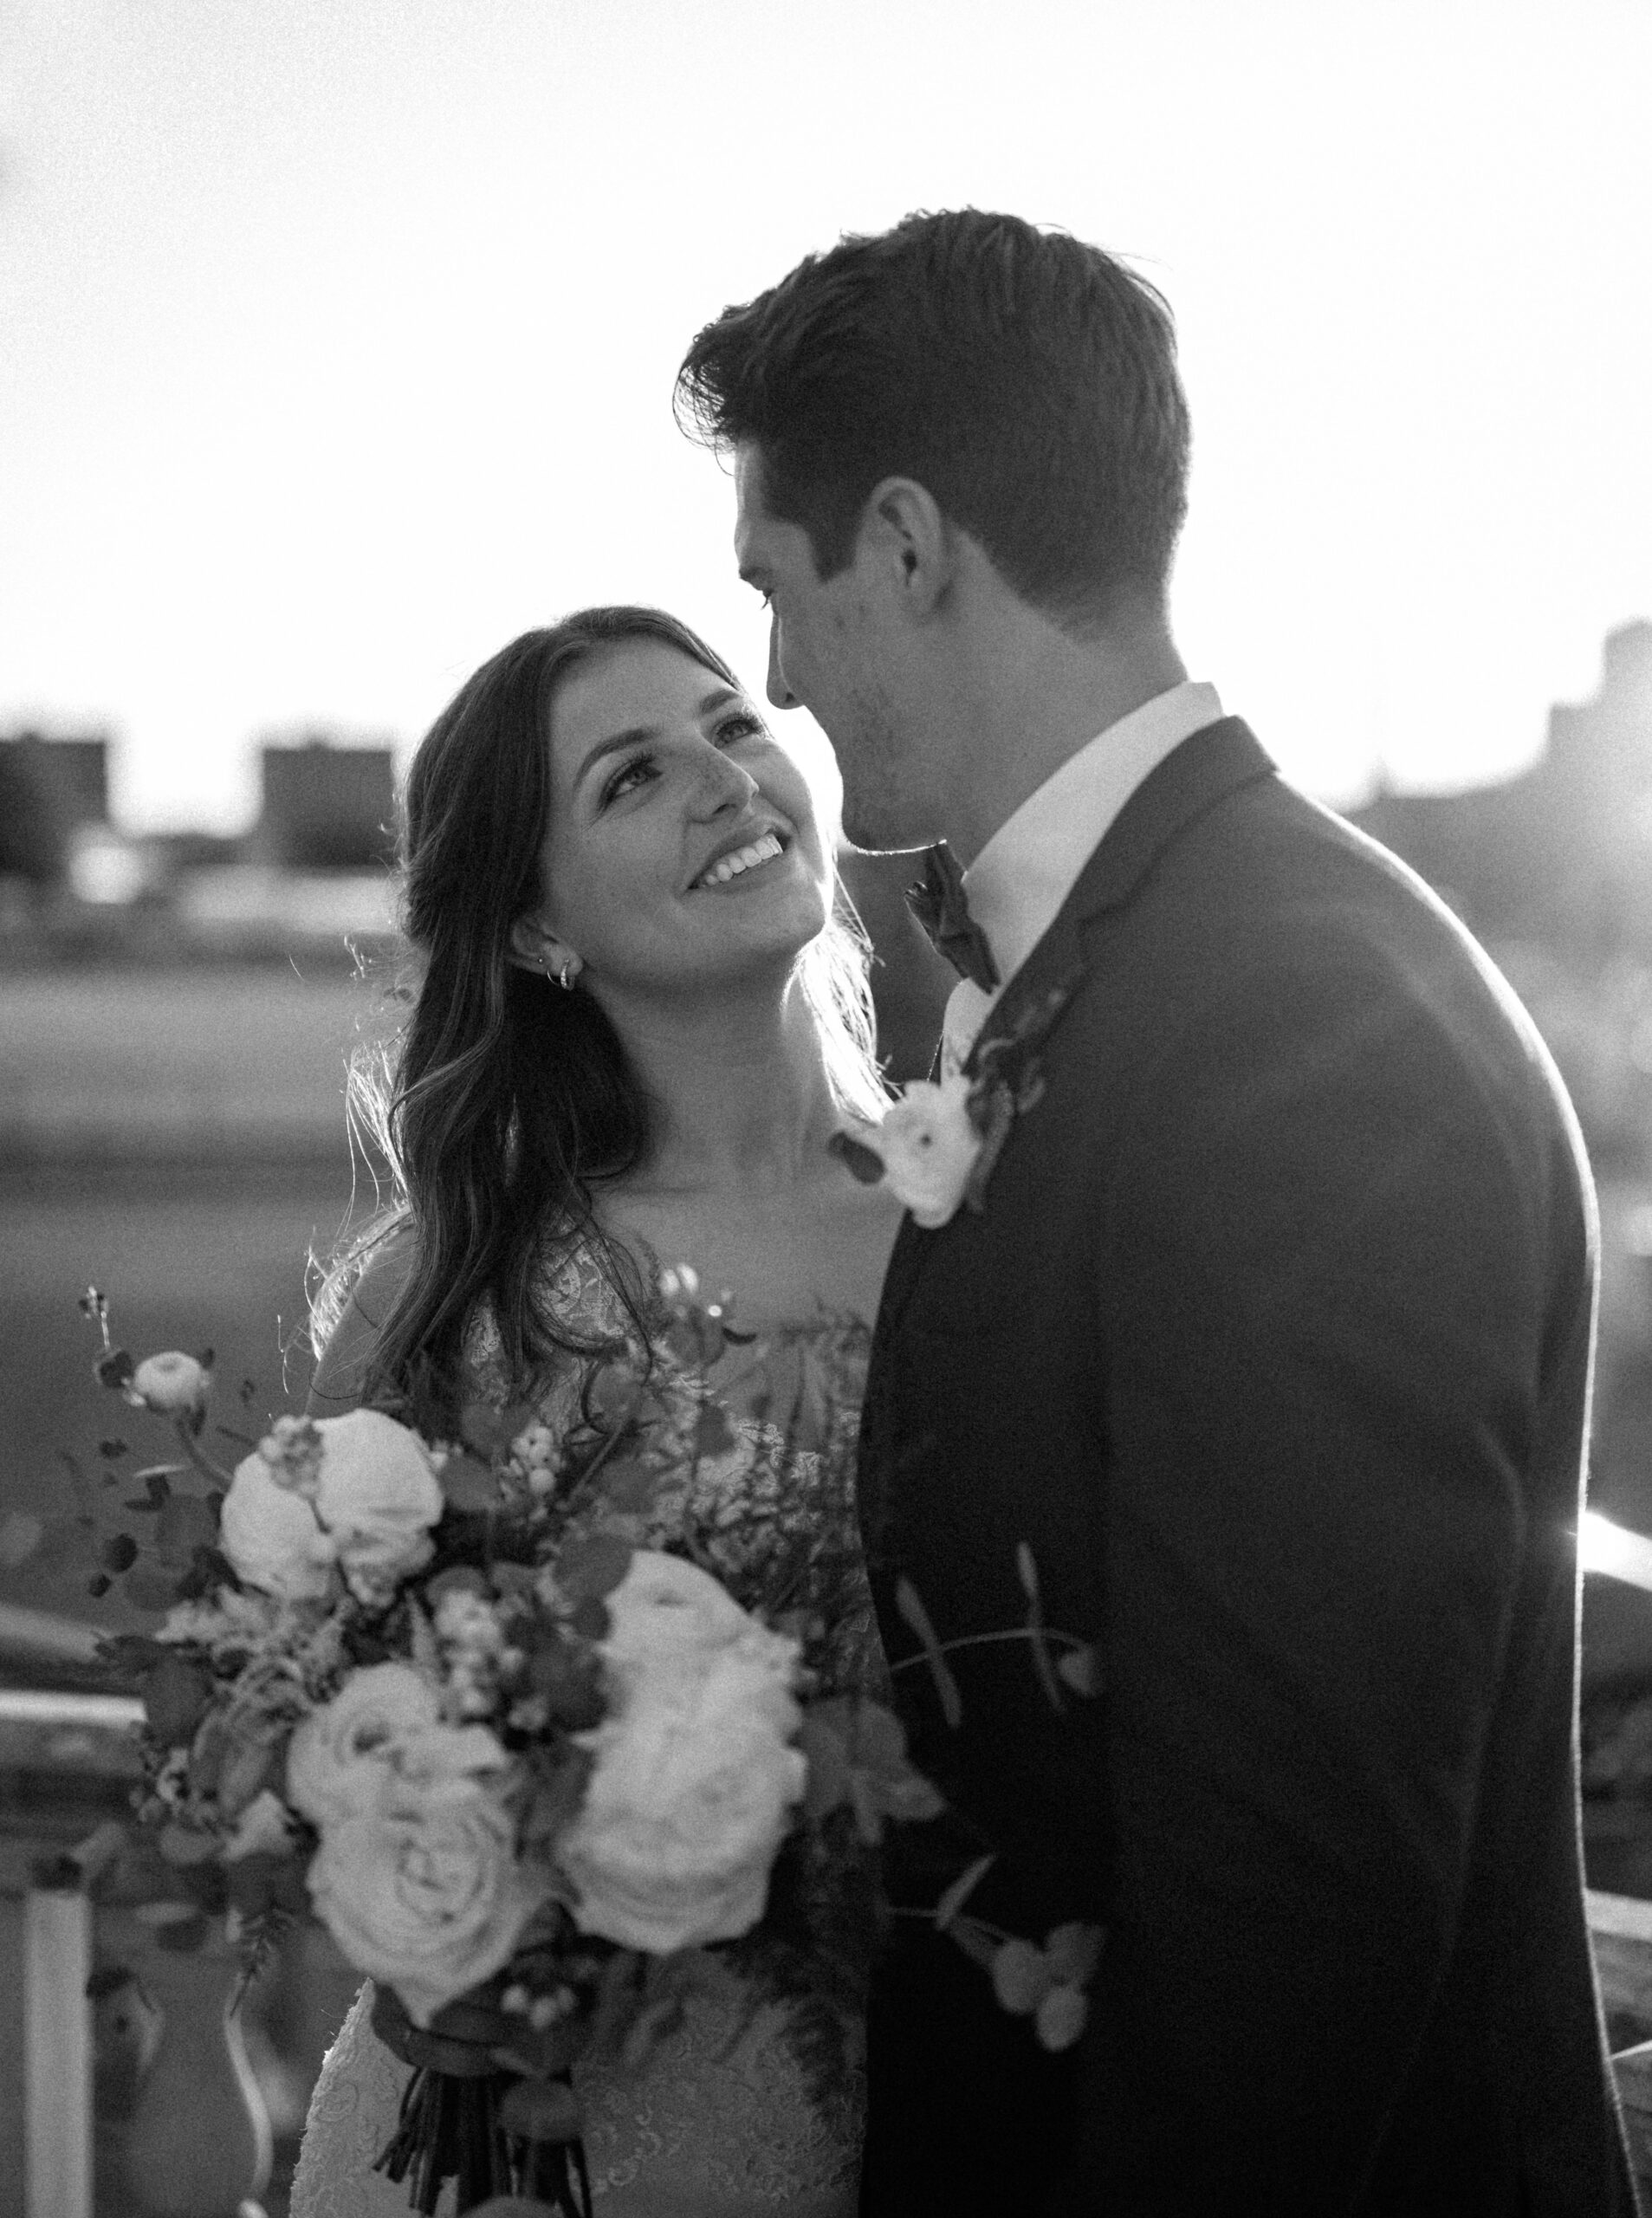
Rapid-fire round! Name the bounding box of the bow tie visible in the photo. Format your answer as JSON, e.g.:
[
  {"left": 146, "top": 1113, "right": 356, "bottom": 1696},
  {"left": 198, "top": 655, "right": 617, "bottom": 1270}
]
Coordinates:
[{"left": 905, "top": 842, "right": 1001, "bottom": 994}]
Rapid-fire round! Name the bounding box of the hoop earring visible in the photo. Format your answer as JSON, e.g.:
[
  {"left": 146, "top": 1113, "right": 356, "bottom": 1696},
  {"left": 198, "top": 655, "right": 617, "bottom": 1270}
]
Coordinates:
[{"left": 554, "top": 958, "right": 578, "bottom": 992}]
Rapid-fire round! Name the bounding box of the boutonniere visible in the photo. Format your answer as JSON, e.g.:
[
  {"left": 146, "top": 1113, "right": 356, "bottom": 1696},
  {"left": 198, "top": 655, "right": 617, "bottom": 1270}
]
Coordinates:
[{"left": 831, "top": 983, "right": 1074, "bottom": 1227}]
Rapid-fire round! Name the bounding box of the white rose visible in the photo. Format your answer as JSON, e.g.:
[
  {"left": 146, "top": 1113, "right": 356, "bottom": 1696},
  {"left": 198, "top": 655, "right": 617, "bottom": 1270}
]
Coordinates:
[
  {"left": 394, "top": 1722, "right": 514, "bottom": 1786},
  {"left": 287, "top": 1663, "right": 443, "bottom": 1826},
  {"left": 858, "top": 1073, "right": 982, "bottom": 1229},
  {"left": 306, "top": 1771, "right": 548, "bottom": 2027},
  {"left": 558, "top": 1551, "right": 806, "bottom": 1953},
  {"left": 220, "top": 1452, "right": 337, "bottom": 1601},
  {"left": 597, "top": 1548, "right": 757, "bottom": 1669},
  {"left": 314, "top": 1411, "right": 444, "bottom": 1602},
  {"left": 131, "top": 1350, "right": 212, "bottom": 1418}
]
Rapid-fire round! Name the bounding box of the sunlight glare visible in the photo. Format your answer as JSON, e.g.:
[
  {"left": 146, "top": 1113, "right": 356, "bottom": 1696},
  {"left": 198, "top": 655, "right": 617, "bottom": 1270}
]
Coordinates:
[{"left": 1578, "top": 1511, "right": 1652, "bottom": 1592}]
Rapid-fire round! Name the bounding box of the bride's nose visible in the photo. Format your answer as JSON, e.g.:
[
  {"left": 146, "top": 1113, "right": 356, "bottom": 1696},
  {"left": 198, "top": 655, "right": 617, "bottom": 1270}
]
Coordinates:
[{"left": 687, "top": 743, "right": 760, "bottom": 816}]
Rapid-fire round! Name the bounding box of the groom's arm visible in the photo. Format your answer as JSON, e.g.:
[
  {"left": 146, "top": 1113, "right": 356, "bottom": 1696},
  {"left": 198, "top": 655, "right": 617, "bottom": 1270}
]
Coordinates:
[{"left": 1066, "top": 943, "right": 1593, "bottom": 2210}]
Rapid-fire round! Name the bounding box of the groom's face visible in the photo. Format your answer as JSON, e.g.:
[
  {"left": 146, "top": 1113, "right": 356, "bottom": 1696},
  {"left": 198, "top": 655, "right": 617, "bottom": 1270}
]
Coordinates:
[{"left": 734, "top": 445, "right": 915, "bottom": 852}]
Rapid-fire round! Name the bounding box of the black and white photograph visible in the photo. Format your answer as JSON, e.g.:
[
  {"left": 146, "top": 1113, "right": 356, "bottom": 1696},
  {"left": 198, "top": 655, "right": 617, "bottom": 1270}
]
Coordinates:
[{"left": 2, "top": 4, "right": 1650, "bottom": 2213}]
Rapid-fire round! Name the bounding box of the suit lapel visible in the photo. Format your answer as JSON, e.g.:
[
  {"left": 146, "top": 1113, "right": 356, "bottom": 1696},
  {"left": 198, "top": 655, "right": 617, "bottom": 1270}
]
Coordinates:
[
  {"left": 872, "top": 718, "right": 1277, "bottom": 1343},
  {"left": 967, "top": 716, "right": 1275, "bottom": 1068},
  {"left": 872, "top": 1210, "right": 930, "bottom": 1342}
]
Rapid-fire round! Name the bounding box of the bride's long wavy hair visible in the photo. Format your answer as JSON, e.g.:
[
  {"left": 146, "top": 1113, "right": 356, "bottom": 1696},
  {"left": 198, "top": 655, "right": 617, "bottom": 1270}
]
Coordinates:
[{"left": 312, "top": 606, "right": 885, "bottom": 1419}]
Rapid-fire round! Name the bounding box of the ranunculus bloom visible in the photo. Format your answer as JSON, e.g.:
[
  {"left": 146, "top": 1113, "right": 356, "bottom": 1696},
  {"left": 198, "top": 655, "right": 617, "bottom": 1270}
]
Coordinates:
[
  {"left": 306, "top": 1771, "right": 549, "bottom": 2027},
  {"left": 220, "top": 1453, "right": 337, "bottom": 1601},
  {"left": 131, "top": 1350, "right": 212, "bottom": 1418},
  {"left": 557, "top": 1552, "right": 806, "bottom": 1953},
  {"left": 313, "top": 1410, "right": 444, "bottom": 1602},
  {"left": 219, "top": 1410, "right": 444, "bottom": 1605},
  {"left": 858, "top": 1073, "right": 982, "bottom": 1228},
  {"left": 286, "top": 1663, "right": 444, "bottom": 1827}
]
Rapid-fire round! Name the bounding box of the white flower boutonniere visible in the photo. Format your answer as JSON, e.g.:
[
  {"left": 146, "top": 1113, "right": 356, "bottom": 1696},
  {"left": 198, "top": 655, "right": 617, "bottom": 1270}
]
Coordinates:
[
  {"left": 832, "top": 981, "right": 1075, "bottom": 1227},
  {"left": 835, "top": 1071, "right": 982, "bottom": 1228}
]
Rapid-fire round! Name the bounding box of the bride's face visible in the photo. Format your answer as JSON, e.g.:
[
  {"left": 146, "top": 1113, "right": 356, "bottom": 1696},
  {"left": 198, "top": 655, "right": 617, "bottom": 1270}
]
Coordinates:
[{"left": 528, "top": 638, "right": 832, "bottom": 996}]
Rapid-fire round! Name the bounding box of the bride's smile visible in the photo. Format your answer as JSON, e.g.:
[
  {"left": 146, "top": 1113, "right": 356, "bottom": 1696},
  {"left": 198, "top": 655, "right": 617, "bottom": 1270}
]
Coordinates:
[{"left": 688, "top": 823, "right": 790, "bottom": 892}]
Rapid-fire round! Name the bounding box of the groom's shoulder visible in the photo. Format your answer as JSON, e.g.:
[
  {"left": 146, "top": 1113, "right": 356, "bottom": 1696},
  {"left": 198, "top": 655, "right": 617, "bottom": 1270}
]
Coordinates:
[
  {"left": 1172, "top": 756, "right": 1442, "bottom": 914},
  {"left": 1154, "top": 756, "right": 1499, "bottom": 982},
  {"left": 1108, "top": 762, "right": 1576, "bottom": 1136}
]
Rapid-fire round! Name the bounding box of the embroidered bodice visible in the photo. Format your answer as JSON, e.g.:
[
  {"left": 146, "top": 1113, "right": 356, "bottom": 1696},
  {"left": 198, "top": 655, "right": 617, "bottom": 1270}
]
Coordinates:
[{"left": 290, "top": 1248, "right": 875, "bottom": 2217}]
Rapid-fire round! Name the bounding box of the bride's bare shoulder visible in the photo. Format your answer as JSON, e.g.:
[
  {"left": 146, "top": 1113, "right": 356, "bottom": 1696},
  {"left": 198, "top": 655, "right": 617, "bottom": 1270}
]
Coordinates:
[{"left": 307, "top": 1221, "right": 418, "bottom": 1416}]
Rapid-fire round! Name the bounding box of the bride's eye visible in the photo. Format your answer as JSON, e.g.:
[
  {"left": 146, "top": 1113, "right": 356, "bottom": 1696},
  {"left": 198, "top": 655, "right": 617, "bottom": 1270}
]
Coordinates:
[
  {"left": 601, "top": 754, "right": 656, "bottom": 805},
  {"left": 713, "top": 710, "right": 767, "bottom": 748}
]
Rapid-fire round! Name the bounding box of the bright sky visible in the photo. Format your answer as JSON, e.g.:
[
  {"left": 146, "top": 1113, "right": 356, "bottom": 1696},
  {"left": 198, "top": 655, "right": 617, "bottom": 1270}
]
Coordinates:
[{"left": 1, "top": 0, "right": 1648, "bottom": 833}]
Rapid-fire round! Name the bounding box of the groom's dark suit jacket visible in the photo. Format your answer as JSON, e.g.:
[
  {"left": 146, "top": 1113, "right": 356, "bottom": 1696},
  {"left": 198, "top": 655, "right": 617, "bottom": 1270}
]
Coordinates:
[{"left": 857, "top": 721, "right": 1637, "bottom": 2215}]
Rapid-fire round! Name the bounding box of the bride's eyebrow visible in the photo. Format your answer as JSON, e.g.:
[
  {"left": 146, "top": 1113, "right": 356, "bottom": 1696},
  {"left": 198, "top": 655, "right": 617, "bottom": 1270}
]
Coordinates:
[{"left": 573, "top": 689, "right": 743, "bottom": 788}]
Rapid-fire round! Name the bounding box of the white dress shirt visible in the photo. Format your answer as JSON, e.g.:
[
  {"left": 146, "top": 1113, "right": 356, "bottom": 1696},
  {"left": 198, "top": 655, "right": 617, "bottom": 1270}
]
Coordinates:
[{"left": 942, "top": 680, "right": 1225, "bottom": 1069}]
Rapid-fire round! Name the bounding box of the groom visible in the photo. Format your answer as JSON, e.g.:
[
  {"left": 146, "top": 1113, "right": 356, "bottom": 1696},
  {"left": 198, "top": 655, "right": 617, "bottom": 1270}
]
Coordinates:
[{"left": 678, "top": 212, "right": 1636, "bottom": 2214}]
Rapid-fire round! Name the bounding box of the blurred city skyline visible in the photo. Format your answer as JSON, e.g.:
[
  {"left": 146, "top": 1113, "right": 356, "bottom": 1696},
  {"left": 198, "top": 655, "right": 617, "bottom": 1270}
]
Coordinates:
[{"left": 3, "top": 0, "right": 1649, "bottom": 833}]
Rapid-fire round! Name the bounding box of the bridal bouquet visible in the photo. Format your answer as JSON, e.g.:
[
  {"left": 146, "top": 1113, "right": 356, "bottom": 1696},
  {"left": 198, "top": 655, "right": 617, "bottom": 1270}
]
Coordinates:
[{"left": 49, "top": 1278, "right": 943, "bottom": 2217}]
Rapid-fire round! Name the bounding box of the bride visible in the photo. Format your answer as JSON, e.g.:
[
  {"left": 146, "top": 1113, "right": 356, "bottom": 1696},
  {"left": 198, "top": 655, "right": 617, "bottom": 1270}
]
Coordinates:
[{"left": 288, "top": 606, "right": 904, "bottom": 2217}]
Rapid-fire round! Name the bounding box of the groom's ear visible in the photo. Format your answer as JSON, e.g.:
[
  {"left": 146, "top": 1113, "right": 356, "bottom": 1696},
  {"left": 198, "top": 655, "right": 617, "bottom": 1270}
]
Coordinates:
[{"left": 862, "top": 477, "right": 954, "bottom": 619}]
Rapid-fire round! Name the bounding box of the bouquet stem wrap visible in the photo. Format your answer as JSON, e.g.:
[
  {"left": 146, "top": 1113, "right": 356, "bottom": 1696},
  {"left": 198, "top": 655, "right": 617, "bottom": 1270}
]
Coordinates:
[{"left": 370, "top": 1984, "right": 593, "bottom": 2218}]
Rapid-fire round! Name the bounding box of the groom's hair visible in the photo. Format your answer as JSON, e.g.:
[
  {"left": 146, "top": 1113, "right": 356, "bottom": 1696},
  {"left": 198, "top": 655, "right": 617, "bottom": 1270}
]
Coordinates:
[{"left": 677, "top": 208, "right": 1189, "bottom": 629}]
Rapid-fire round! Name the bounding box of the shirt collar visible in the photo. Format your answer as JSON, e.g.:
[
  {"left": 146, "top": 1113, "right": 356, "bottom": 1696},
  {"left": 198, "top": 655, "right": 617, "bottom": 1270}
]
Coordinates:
[{"left": 941, "top": 679, "right": 1222, "bottom": 1068}]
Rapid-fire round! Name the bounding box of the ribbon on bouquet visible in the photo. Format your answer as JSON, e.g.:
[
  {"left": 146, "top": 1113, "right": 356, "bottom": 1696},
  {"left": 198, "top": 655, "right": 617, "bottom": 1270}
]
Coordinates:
[{"left": 370, "top": 1982, "right": 593, "bottom": 2218}]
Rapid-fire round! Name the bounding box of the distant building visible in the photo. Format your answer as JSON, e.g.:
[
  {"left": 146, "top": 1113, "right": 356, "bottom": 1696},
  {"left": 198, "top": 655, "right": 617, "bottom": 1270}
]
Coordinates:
[
  {"left": 0, "top": 730, "right": 112, "bottom": 885},
  {"left": 1355, "top": 622, "right": 1652, "bottom": 961},
  {"left": 252, "top": 735, "right": 398, "bottom": 869},
  {"left": 5, "top": 730, "right": 110, "bottom": 824}
]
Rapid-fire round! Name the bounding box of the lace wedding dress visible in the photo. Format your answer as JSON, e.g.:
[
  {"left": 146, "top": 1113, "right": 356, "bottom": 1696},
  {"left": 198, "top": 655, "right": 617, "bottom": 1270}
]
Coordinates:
[{"left": 290, "top": 1252, "right": 876, "bottom": 2218}]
